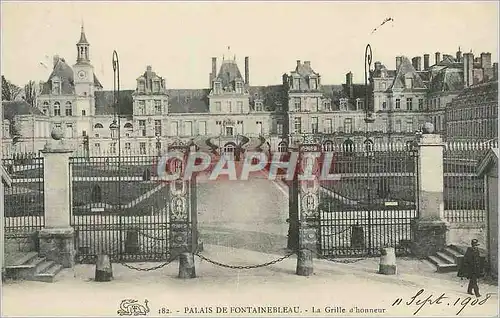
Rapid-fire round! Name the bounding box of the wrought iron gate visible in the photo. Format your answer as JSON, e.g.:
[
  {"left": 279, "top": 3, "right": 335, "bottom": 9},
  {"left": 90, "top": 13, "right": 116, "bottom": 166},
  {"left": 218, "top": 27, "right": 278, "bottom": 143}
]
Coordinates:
[
  {"left": 317, "top": 143, "right": 419, "bottom": 257},
  {"left": 70, "top": 155, "right": 194, "bottom": 263}
]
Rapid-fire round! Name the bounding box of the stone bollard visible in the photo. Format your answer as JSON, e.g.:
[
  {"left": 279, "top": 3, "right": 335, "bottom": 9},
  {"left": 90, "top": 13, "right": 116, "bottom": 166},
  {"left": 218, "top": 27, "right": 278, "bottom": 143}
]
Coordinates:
[
  {"left": 351, "top": 225, "right": 365, "bottom": 249},
  {"left": 296, "top": 249, "right": 313, "bottom": 276},
  {"left": 379, "top": 247, "right": 397, "bottom": 275},
  {"left": 95, "top": 254, "right": 113, "bottom": 282},
  {"left": 178, "top": 253, "right": 196, "bottom": 279},
  {"left": 125, "top": 230, "right": 139, "bottom": 254}
]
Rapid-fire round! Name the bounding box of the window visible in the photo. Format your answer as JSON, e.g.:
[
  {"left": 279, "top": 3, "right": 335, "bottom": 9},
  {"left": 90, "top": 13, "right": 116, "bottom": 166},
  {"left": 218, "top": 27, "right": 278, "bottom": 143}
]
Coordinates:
[
  {"left": 139, "top": 142, "right": 146, "bottom": 155},
  {"left": 109, "top": 143, "right": 116, "bottom": 154},
  {"left": 380, "top": 82, "right": 387, "bottom": 90},
  {"left": 418, "top": 99, "right": 423, "bottom": 110},
  {"left": 139, "top": 120, "right": 146, "bottom": 136},
  {"left": 255, "top": 101, "right": 263, "bottom": 111},
  {"left": 237, "top": 120, "right": 244, "bottom": 134},
  {"left": 227, "top": 101, "right": 232, "bottom": 113},
  {"left": 293, "top": 78, "right": 300, "bottom": 90},
  {"left": 294, "top": 98, "right": 301, "bottom": 111},
  {"left": 294, "top": 117, "right": 302, "bottom": 134},
  {"left": 357, "top": 99, "right": 364, "bottom": 110},
  {"left": 42, "top": 102, "right": 49, "bottom": 115},
  {"left": 277, "top": 121, "right": 283, "bottom": 134},
  {"left": 82, "top": 110, "right": 86, "bottom": 116},
  {"left": 405, "top": 77, "right": 413, "bottom": 88},
  {"left": 94, "top": 123, "right": 104, "bottom": 129},
  {"left": 156, "top": 141, "right": 161, "bottom": 150},
  {"left": 311, "top": 117, "right": 319, "bottom": 134},
  {"left": 395, "top": 119, "right": 402, "bottom": 132},
  {"left": 237, "top": 101, "right": 243, "bottom": 113},
  {"left": 236, "top": 81, "right": 243, "bottom": 93},
  {"left": 170, "top": 122, "right": 178, "bottom": 136},
  {"left": 138, "top": 81, "right": 145, "bottom": 92},
  {"left": 225, "top": 126, "right": 234, "bottom": 136},
  {"left": 125, "top": 143, "right": 131, "bottom": 150},
  {"left": 395, "top": 99, "right": 401, "bottom": 109},
  {"left": 137, "top": 101, "right": 145, "bottom": 115},
  {"left": 382, "top": 101, "right": 387, "bottom": 110},
  {"left": 340, "top": 99, "right": 348, "bottom": 110},
  {"left": 215, "top": 102, "right": 221, "bottom": 112},
  {"left": 344, "top": 118, "right": 353, "bottom": 133},
  {"left": 154, "top": 120, "right": 162, "bottom": 136},
  {"left": 310, "top": 78, "right": 317, "bottom": 90},
  {"left": 406, "top": 98, "right": 413, "bottom": 111},
  {"left": 54, "top": 102, "right": 61, "bottom": 116},
  {"left": 184, "top": 121, "right": 193, "bottom": 136},
  {"left": 124, "top": 123, "right": 133, "bottom": 129},
  {"left": 52, "top": 81, "right": 60, "bottom": 95},
  {"left": 382, "top": 118, "right": 388, "bottom": 133},
  {"left": 65, "top": 102, "right": 72, "bottom": 116},
  {"left": 278, "top": 142, "right": 288, "bottom": 152},
  {"left": 315, "top": 98, "right": 320, "bottom": 111},
  {"left": 325, "top": 119, "right": 333, "bottom": 133},
  {"left": 214, "top": 82, "right": 222, "bottom": 94},
  {"left": 153, "top": 81, "right": 160, "bottom": 92},
  {"left": 154, "top": 100, "right": 162, "bottom": 114},
  {"left": 256, "top": 121, "right": 263, "bottom": 134},
  {"left": 82, "top": 130, "right": 87, "bottom": 136},
  {"left": 323, "top": 140, "right": 334, "bottom": 152},
  {"left": 406, "top": 118, "right": 413, "bottom": 132},
  {"left": 198, "top": 121, "right": 206, "bottom": 135},
  {"left": 324, "top": 100, "right": 331, "bottom": 111},
  {"left": 65, "top": 124, "right": 73, "bottom": 138},
  {"left": 95, "top": 143, "right": 100, "bottom": 152}
]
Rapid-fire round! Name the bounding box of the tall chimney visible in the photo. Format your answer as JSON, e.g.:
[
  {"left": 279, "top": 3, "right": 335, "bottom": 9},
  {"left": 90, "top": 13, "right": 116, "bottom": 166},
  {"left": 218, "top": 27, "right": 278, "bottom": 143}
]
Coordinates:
[
  {"left": 493, "top": 62, "right": 498, "bottom": 80},
  {"left": 480, "top": 52, "right": 493, "bottom": 80},
  {"left": 435, "top": 52, "right": 441, "bottom": 65},
  {"left": 346, "top": 72, "right": 353, "bottom": 86},
  {"left": 396, "top": 56, "right": 402, "bottom": 70},
  {"left": 296, "top": 60, "right": 301, "bottom": 68},
  {"left": 244, "top": 56, "right": 249, "bottom": 85},
  {"left": 424, "top": 54, "right": 430, "bottom": 70},
  {"left": 211, "top": 57, "right": 217, "bottom": 87},
  {"left": 416, "top": 56, "right": 422, "bottom": 71},
  {"left": 463, "top": 53, "right": 474, "bottom": 87}
]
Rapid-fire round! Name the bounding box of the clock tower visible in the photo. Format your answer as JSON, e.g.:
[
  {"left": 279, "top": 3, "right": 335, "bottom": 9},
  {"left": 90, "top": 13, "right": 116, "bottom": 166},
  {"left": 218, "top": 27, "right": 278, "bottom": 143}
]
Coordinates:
[{"left": 73, "top": 24, "right": 95, "bottom": 117}]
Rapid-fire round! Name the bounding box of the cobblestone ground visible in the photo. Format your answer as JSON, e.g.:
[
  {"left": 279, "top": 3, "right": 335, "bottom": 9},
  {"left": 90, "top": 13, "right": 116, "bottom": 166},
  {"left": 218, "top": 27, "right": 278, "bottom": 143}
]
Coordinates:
[{"left": 196, "top": 176, "right": 289, "bottom": 254}]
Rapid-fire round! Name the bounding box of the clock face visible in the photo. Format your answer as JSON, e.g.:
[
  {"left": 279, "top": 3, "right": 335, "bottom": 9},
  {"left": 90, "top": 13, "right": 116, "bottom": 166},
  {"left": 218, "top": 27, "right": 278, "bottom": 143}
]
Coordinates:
[{"left": 77, "top": 70, "right": 87, "bottom": 79}]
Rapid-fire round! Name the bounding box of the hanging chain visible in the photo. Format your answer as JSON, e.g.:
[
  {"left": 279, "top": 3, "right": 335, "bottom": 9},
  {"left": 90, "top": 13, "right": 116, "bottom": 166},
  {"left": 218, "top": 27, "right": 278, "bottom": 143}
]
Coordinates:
[
  {"left": 195, "top": 251, "right": 295, "bottom": 270},
  {"left": 119, "top": 255, "right": 177, "bottom": 272}
]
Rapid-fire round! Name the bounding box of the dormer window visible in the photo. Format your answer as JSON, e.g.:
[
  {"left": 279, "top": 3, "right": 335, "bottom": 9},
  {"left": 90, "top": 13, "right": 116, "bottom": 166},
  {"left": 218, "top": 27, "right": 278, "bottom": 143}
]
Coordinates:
[
  {"left": 138, "top": 80, "right": 145, "bottom": 93},
  {"left": 255, "top": 101, "right": 263, "bottom": 111},
  {"left": 405, "top": 76, "right": 413, "bottom": 89},
  {"left": 42, "top": 102, "right": 49, "bottom": 115},
  {"left": 310, "top": 77, "right": 317, "bottom": 90},
  {"left": 153, "top": 80, "right": 160, "bottom": 93},
  {"left": 53, "top": 102, "right": 61, "bottom": 116},
  {"left": 340, "top": 99, "right": 348, "bottom": 110},
  {"left": 52, "top": 81, "right": 61, "bottom": 95},
  {"left": 235, "top": 81, "right": 243, "bottom": 94},
  {"left": 137, "top": 100, "right": 145, "bottom": 115},
  {"left": 214, "top": 82, "right": 222, "bottom": 94},
  {"left": 293, "top": 77, "right": 300, "bottom": 90},
  {"left": 356, "top": 99, "right": 364, "bottom": 110},
  {"left": 324, "top": 100, "right": 332, "bottom": 111}
]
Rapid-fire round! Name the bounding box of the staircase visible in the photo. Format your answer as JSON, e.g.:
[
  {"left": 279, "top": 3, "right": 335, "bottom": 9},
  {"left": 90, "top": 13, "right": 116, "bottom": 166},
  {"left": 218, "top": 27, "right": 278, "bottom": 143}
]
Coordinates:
[
  {"left": 5, "top": 252, "right": 63, "bottom": 283},
  {"left": 427, "top": 245, "right": 465, "bottom": 273}
]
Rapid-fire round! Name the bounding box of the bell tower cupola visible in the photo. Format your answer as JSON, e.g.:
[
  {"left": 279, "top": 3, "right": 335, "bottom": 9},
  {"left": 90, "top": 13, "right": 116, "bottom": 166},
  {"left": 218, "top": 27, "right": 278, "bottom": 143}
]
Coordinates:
[{"left": 76, "top": 23, "right": 90, "bottom": 64}]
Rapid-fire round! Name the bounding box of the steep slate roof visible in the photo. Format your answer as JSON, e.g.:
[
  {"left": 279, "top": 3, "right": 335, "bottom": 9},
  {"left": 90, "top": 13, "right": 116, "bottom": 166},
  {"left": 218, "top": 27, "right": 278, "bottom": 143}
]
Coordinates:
[
  {"left": 248, "top": 85, "right": 287, "bottom": 111},
  {"left": 288, "top": 61, "right": 321, "bottom": 91},
  {"left": 389, "top": 57, "right": 426, "bottom": 91},
  {"left": 215, "top": 59, "right": 244, "bottom": 89},
  {"left": 429, "top": 68, "right": 464, "bottom": 92},
  {"left": 95, "top": 90, "right": 135, "bottom": 116},
  {"left": 2, "top": 101, "right": 46, "bottom": 120},
  {"left": 167, "top": 89, "right": 210, "bottom": 113},
  {"left": 41, "top": 58, "right": 75, "bottom": 95},
  {"left": 78, "top": 26, "right": 89, "bottom": 44},
  {"left": 371, "top": 63, "right": 397, "bottom": 78}
]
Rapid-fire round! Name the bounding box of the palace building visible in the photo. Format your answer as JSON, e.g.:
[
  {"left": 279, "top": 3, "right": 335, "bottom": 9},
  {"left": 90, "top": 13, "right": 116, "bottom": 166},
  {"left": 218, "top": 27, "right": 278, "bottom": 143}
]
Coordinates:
[{"left": 2, "top": 27, "right": 498, "bottom": 157}]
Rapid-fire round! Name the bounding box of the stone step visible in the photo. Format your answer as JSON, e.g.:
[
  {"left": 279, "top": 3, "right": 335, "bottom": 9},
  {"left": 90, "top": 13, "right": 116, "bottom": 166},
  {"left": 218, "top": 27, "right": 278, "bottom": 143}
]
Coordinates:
[
  {"left": 33, "top": 264, "right": 63, "bottom": 283},
  {"left": 436, "top": 251, "right": 456, "bottom": 264},
  {"left": 7, "top": 251, "right": 38, "bottom": 267},
  {"left": 35, "top": 260, "right": 56, "bottom": 274},
  {"left": 427, "top": 255, "right": 457, "bottom": 273},
  {"left": 443, "top": 247, "right": 464, "bottom": 263},
  {"left": 5, "top": 256, "right": 46, "bottom": 280}
]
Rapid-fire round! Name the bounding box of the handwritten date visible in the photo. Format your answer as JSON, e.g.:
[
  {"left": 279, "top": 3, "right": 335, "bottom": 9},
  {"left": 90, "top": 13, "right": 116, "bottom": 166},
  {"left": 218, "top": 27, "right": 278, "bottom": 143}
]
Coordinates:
[{"left": 392, "top": 288, "right": 492, "bottom": 315}]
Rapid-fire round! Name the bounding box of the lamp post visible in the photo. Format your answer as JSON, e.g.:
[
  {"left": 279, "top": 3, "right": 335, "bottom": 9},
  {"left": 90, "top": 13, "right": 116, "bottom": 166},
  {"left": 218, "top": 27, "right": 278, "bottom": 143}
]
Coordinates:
[
  {"left": 364, "top": 43, "right": 375, "bottom": 254},
  {"left": 112, "top": 51, "right": 121, "bottom": 257},
  {"left": 156, "top": 134, "right": 161, "bottom": 157}
]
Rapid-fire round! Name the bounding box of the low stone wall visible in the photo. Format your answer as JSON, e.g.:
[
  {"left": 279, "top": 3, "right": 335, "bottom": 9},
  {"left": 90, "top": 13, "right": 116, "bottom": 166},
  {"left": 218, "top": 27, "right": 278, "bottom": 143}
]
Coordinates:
[
  {"left": 5, "top": 231, "right": 39, "bottom": 253},
  {"left": 447, "top": 222, "right": 486, "bottom": 247}
]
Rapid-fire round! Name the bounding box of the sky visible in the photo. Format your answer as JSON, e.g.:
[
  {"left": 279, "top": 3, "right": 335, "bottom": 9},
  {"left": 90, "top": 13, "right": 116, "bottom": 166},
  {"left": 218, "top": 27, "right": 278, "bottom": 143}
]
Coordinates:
[{"left": 1, "top": 1, "right": 499, "bottom": 90}]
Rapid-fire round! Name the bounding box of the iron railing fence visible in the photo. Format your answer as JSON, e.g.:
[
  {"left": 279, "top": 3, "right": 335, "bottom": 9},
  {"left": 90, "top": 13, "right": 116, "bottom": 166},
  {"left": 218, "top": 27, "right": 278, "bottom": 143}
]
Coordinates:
[
  {"left": 2, "top": 156, "right": 45, "bottom": 233},
  {"left": 318, "top": 143, "right": 418, "bottom": 257},
  {"left": 69, "top": 155, "right": 172, "bottom": 263}
]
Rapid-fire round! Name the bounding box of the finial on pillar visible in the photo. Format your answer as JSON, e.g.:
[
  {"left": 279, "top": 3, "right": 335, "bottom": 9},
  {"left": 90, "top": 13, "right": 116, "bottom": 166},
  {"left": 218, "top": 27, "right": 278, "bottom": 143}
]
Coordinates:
[{"left": 51, "top": 126, "right": 64, "bottom": 140}]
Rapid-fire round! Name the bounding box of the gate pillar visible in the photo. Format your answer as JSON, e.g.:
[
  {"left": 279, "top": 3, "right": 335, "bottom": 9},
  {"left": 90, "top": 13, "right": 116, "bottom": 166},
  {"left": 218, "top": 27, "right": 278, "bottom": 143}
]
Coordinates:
[
  {"left": 411, "top": 123, "right": 449, "bottom": 258},
  {"left": 296, "top": 141, "right": 321, "bottom": 276},
  {"left": 39, "top": 129, "right": 76, "bottom": 268}
]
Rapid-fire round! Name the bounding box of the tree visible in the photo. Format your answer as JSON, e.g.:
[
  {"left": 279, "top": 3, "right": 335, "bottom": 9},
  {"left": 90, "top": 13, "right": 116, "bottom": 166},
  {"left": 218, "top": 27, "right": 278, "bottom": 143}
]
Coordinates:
[
  {"left": 2, "top": 75, "right": 22, "bottom": 101},
  {"left": 23, "top": 80, "right": 37, "bottom": 106}
]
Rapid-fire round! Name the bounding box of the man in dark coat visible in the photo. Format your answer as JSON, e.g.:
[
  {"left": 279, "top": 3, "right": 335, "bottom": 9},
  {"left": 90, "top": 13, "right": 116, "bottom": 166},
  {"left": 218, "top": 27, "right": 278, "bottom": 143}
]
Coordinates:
[{"left": 458, "top": 239, "right": 482, "bottom": 297}]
